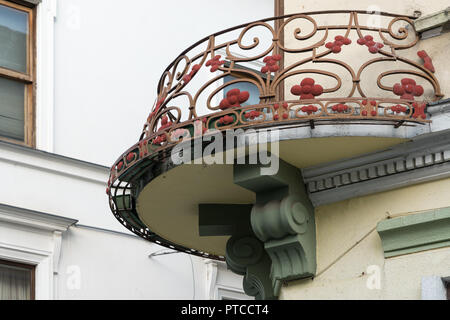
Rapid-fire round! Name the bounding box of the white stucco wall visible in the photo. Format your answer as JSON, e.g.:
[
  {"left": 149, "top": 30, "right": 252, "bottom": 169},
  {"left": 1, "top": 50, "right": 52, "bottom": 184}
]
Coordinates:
[{"left": 58, "top": 226, "right": 201, "bottom": 299}]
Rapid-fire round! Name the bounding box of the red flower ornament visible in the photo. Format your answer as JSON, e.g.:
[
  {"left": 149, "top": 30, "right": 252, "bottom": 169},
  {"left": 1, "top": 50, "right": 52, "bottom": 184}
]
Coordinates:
[
  {"left": 273, "top": 102, "right": 289, "bottom": 120},
  {"left": 126, "top": 152, "right": 136, "bottom": 163},
  {"left": 291, "top": 78, "right": 323, "bottom": 100},
  {"left": 244, "top": 110, "right": 262, "bottom": 120},
  {"left": 218, "top": 115, "right": 234, "bottom": 126},
  {"left": 147, "top": 98, "right": 165, "bottom": 122},
  {"left": 261, "top": 54, "right": 282, "bottom": 73},
  {"left": 412, "top": 102, "right": 427, "bottom": 120},
  {"left": 325, "top": 35, "right": 351, "bottom": 54},
  {"left": 139, "top": 140, "right": 149, "bottom": 158},
  {"left": 331, "top": 104, "right": 350, "bottom": 113},
  {"left": 219, "top": 89, "right": 250, "bottom": 110},
  {"left": 357, "top": 35, "right": 384, "bottom": 54},
  {"left": 361, "top": 100, "right": 377, "bottom": 116},
  {"left": 159, "top": 115, "right": 173, "bottom": 131},
  {"left": 390, "top": 105, "right": 408, "bottom": 114},
  {"left": 301, "top": 105, "right": 319, "bottom": 115},
  {"left": 183, "top": 64, "right": 201, "bottom": 83},
  {"left": 417, "top": 50, "right": 435, "bottom": 73},
  {"left": 393, "top": 78, "right": 424, "bottom": 100},
  {"left": 206, "top": 55, "right": 225, "bottom": 72}
]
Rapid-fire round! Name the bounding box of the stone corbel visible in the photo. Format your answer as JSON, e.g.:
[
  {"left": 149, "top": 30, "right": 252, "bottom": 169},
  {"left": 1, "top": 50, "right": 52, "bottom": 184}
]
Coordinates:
[
  {"left": 198, "top": 157, "right": 317, "bottom": 300},
  {"left": 234, "top": 159, "right": 316, "bottom": 296},
  {"left": 199, "top": 204, "right": 275, "bottom": 300}
]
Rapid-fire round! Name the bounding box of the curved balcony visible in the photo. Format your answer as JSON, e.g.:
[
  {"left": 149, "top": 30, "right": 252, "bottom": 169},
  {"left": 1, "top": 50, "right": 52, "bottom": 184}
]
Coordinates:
[{"left": 107, "top": 10, "right": 444, "bottom": 263}]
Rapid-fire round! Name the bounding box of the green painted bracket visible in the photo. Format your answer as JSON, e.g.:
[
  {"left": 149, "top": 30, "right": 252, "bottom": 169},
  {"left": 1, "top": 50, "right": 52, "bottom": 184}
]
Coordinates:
[
  {"left": 198, "top": 204, "right": 253, "bottom": 237},
  {"left": 198, "top": 203, "right": 276, "bottom": 300},
  {"left": 234, "top": 158, "right": 316, "bottom": 296},
  {"left": 226, "top": 235, "right": 276, "bottom": 300},
  {"left": 377, "top": 207, "right": 450, "bottom": 257},
  {"left": 197, "top": 157, "right": 317, "bottom": 299}
]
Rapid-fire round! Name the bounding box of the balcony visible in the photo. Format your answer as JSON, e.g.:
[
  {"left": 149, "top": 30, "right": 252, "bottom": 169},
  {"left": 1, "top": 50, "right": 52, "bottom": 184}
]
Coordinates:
[{"left": 106, "top": 10, "right": 445, "bottom": 299}]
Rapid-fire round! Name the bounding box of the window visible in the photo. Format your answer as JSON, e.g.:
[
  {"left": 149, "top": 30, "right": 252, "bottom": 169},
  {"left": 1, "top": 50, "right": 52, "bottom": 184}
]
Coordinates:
[
  {"left": 0, "top": 0, "right": 35, "bottom": 147},
  {"left": 0, "top": 259, "right": 35, "bottom": 300},
  {"left": 222, "top": 62, "right": 266, "bottom": 107}
]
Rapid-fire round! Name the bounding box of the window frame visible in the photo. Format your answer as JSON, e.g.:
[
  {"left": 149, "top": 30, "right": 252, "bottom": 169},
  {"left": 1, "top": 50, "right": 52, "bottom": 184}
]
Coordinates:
[
  {"left": 0, "top": 258, "right": 36, "bottom": 300},
  {"left": 0, "top": 0, "right": 36, "bottom": 147}
]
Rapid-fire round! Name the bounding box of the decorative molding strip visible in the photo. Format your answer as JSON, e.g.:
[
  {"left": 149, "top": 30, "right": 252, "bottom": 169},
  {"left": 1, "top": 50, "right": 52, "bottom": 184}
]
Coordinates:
[
  {"left": 427, "top": 98, "right": 450, "bottom": 115},
  {"left": 303, "top": 128, "right": 450, "bottom": 206},
  {"left": 0, "top": 140, "right": 109, "bottom": 185},
  {"left": 414, "top": 7, "right": 450, "bottom": 39},
  {"left": 0, "top": 203, "right": 78, "bottom": 232},
  {"left": 36, "top": 0, "right": 57, "bottom": 152},
  {"left": 377, "top": 207, "right": 450, "bottom": 257}
]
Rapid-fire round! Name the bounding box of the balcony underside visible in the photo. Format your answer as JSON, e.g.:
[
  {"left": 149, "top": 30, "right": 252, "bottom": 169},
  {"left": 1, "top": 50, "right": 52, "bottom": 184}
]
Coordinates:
[{"left": 134, "top": 135, "right": 406, "bottom": 257}]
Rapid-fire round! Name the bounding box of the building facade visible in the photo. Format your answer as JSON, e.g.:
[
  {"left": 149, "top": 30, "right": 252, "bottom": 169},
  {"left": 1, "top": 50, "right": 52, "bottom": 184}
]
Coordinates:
[
  {"left": 104, "top": 0, "right": 450, "bottom": 300},
  {"left": 2, "top": 0, "right": 449, "bottom": 301}
]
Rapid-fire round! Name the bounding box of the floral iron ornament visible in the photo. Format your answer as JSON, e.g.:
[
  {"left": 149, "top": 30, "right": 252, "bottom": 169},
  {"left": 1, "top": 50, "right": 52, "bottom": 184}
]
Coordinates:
[{"left": 109, "top": 10, "right": 444, "bottom": 261}]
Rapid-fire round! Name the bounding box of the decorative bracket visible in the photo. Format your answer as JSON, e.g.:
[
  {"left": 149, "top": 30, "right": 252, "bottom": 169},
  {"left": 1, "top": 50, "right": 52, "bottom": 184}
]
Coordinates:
[
  {"left": 199, "top": 204, "right": 275, "bottom": 300},
  {"left": 234, "top": 158, "right": 316, "bottom": 296},
  {"left": 198, "top": 157, "right": 316, "bottom": 299}
]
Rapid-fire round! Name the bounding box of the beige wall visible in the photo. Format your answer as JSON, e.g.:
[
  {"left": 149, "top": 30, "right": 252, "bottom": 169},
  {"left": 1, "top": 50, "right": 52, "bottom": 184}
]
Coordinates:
[
  {"left": 282, "top": 0, "right": 449, "bottom": 104},
  {"left": 280, "top": 176, "right": 450, "bottom": 299}
]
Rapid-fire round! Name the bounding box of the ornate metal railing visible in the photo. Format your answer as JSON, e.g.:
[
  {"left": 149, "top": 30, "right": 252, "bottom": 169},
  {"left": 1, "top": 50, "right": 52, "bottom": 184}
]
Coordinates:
[{"left": 107, "top": 11, "right": 444, "bottom": 260}]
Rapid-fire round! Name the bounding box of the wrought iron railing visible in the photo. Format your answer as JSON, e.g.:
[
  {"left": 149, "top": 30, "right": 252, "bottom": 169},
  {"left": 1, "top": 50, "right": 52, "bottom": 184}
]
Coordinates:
[{"left": 107, "top": 11, "right": 444, "bottom": 259}]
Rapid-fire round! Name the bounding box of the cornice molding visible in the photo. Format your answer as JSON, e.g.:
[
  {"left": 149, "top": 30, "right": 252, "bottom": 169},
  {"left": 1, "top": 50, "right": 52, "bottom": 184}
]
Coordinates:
[
  {"left": 303, "top": 129, "right": 450, "bottom": 206},
  {"left": 377, "top": 207, "right": 450, "bottom": 257},
  {"left": 0, "top": 140, "right": 109, "bottom": 185},
  {"left": 0, "top": 203, "right": 78, "bottom": 232}
]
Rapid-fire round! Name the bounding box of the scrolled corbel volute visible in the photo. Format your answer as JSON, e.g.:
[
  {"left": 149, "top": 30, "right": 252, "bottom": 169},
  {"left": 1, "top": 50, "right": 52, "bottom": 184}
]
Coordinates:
[{"left": 233, "top": 158, "right": 317, "bottom": 297}]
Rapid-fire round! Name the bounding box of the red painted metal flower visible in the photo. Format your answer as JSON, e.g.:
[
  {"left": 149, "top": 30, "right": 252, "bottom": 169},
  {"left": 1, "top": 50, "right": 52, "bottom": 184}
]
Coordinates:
[
  {"left": 291, "top": 78, "right": 323, "bottom": 100},
  {"left": 244, "top": 110, "right": 262, "bottom": 120},
  {"left": 417, "top": 50, "right": 435, "bottom": 73},
  {"left": 219, "top": 88, "right": 250, "bottom": 110},
  {"left": 126, "top": 152, "right": 136, "bottom": 163},
  {"left": 357, "top": 35, "right": 384, "bottom": 54},
  {"left": 301, "top": 105, "right": 319, "bottom": 115},
  {"left": 261, "top": 54, "right": 281, "bottom": 73},
  {"left": 152, "top": 135, "right": 167, "bottom": 145},
  {"left": 331, "top": 103, "right": 350, "bottom": 113},
  {"left": 361, "top": 100, "right": 377, "bottom": 116},
  {"left": 218, "top": 115, "right": 234, "bottom": 125},
  {"left": 183, "top": 64, "right": 201, "bottom": 83},
  {"left": 325, "top": 35, "right": 351, "bottom": 53},
  {"left": 159, "top": 115, "right": 173, "bottom": 131},
  {"left": 139, "top": 140, "right": 149, "bottom": 158},
  {"left": 273, "top": 102, "right": 289, "bottom": 120},
  {"left": 147, "top": 98, "right": 165, "bottom": 122},
  {"left": 412, "top": 102, "right": 427, "bottom": 120},
  {"left": 390, "top": 104, "right": 408, "bottom": 114},
  {"left": 206, "top": 55, "right": 225, "bottom": 72},
  {"left": 393, "top": 78, "right": 424, "bottom": 100}
]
